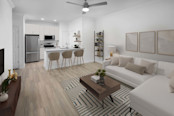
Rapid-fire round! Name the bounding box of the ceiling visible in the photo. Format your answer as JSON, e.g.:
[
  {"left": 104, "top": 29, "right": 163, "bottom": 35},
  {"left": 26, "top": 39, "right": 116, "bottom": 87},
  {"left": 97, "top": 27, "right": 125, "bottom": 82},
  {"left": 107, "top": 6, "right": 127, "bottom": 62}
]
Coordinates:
[{"left": 12, "top": 0, "right": 148, "bottom": 22}]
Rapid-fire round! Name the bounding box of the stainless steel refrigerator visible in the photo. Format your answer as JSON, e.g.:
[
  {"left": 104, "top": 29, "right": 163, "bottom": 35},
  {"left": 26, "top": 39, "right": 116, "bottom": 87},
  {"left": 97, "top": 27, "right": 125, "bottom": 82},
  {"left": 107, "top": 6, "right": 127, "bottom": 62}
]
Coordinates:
[{"left": 25, "top": 34, "right": 40, "bottom": 63}]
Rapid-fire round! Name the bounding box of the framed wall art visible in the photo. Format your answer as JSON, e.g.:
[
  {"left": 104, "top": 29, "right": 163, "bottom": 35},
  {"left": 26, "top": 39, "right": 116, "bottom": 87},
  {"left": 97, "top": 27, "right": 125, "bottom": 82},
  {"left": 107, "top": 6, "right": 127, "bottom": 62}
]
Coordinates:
[
  {"left": 139, "top": 31, "right": 156, "bottom": 54},
  {"left": 157, "top": 30, "right": 174, "bottom": 56},
  {"left": 126, "top": 32, "right": 138, "bottom": 52}
]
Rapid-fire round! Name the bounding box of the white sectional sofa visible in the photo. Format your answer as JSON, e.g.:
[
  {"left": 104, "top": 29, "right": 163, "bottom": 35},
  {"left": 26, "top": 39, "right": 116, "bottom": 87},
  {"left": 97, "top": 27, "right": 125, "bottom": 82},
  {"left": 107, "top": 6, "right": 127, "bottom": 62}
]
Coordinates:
[
  {"left": 103, "top": 55, "right": 158, "bottom": 88},
  {"left": 103, "top": 55, "right": 174, "bottom": 116}
]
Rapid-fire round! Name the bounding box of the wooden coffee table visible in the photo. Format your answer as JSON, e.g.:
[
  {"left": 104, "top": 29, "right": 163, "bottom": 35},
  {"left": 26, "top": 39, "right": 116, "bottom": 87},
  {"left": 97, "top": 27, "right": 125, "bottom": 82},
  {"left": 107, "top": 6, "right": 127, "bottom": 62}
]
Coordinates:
[{"left": 80, "top": 74, "right": 120, "bottom": 108}]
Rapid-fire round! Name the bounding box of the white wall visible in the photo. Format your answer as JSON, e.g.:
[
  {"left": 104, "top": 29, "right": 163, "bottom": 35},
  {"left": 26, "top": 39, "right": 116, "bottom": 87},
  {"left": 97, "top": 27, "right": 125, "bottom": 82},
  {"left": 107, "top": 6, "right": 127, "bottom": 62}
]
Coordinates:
[
  {"left": 66, "top": 17, "right": 95, "bottom": 63},
  {"left": 0, "top": 0, "right": 14, "bottom": 83},
  {"left": 59, "top": 21, "right": 69, "bottom": 47},
  {"left": 13, "top": 13, "right": 25, "bottom": 68},
  {"left": 58, "top": 17, "right": 95, "bottom": 63},
  {"left": 95, "top": 0, "right": 174, "bottom": 62},
  {"left": 68, "top": 17, "right": 82, "bottom": 48},
  {"left": 82, "top": 17, "right": 95, "bottom": 63}
]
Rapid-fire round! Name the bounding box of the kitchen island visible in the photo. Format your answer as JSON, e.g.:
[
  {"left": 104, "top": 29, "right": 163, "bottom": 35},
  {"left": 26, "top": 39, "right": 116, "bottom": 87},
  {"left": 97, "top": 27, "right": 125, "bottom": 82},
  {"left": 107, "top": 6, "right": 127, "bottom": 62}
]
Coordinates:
[{"left": 44, "top": 48, "right": 84, "bottom": 70}]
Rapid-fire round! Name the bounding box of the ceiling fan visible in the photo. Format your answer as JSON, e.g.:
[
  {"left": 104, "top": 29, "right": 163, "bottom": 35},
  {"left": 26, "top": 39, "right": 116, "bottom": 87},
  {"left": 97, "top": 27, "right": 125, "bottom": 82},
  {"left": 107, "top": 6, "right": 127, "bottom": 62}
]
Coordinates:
[{"left": 66, "top": 0, "right": 107, "bottom": 14}]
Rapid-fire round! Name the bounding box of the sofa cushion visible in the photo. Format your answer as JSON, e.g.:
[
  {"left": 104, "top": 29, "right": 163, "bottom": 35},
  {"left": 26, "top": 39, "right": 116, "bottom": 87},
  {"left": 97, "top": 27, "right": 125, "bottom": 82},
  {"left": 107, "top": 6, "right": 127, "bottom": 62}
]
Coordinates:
[
  {"left": 113, "top": 53, "right": 119, "bottom": 57},
  {"left": 168, "top": 70, "right": 174, "bottom": 79},
  {"left": 157, "top": 61, "right": 174, "bottom": 76},
  {"left": 169, "top": 77, "right": 174, "bottom": 93},
  {"left": 130, "top": 75, "right": 174, "bottom": 116},
  {"left": 134, "top": 57, "right": 142, "bottom": 65},
  {"left": 125, "top": 62, "right": 146, "bottom": 75},
  {"left": 140, "top": 60, "right": 156, "bottom": 74},
  {"left": 118, "top": 56, "right": 133, "bottom": 67},
  {"left": 105, "top": 65, "right": 153, "bottom": 86},
  {"left": 111, "top": 56, "right": 119, "bottom": 65}
]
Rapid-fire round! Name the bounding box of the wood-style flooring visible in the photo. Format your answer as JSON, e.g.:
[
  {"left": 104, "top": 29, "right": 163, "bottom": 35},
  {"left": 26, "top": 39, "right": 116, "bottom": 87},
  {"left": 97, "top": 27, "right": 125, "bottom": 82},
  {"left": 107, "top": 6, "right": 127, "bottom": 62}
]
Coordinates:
[{"left": 15, "top": 61, "right": 101, "bottom": 116}]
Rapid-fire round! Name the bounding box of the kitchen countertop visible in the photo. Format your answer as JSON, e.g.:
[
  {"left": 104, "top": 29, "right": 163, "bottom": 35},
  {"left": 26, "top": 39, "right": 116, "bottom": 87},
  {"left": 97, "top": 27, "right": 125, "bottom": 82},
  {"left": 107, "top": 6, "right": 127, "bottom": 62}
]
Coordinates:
[
  {"left": 44, "top": 47, "right": 84, "bottom": 52},
  {"left": 44, "top": 47, "right": 84, "bottom": 70}
]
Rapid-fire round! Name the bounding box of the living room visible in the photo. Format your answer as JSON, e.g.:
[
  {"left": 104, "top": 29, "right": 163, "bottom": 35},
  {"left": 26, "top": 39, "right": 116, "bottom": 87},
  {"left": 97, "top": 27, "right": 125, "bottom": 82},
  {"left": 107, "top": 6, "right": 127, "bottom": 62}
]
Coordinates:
[{"left": 0, "top": 0, "right": 174, "bottom": 116}]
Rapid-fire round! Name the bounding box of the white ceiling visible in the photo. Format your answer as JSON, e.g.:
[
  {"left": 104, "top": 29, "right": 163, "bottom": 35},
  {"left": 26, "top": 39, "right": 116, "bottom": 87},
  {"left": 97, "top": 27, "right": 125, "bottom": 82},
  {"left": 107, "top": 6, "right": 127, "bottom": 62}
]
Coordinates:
[{"left": 12, "top": 0, "right": 148, "bottom": 22}]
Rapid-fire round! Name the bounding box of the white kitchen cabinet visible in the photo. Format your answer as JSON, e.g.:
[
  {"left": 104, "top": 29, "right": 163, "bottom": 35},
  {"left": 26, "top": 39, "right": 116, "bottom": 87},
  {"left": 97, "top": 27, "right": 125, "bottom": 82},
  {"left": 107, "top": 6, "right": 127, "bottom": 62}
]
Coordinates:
[
  {"left": 39, "top": 25, "right": 44, "bottom": 40},
  {"left": 25, "top": 24, "right": 29, "bottom": 34},
  {"left": 25, "top": 24, "right": 33, "bottom": 34},
  {"left": 54, "top": 26, "right": 59, "bottom": 40},
  {"left": 40, "top": 48, "right": 45, "bottom": 60}
]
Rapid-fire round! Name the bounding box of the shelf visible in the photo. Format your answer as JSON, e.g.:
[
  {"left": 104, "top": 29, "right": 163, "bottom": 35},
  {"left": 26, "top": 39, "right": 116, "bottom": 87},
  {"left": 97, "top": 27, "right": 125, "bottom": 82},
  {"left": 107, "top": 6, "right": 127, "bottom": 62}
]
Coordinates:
[
  {"left": 74, "top": 40, "right": 82, "bottom": 42},
  {"left": 95, "top": 41, "right": 104, "bottom": 43},
  {"left": 95, "top": 50, "right": 103, "bottom": 52},
  {"left": 95, "top": 46, "right": 104, "bottom": 47},
  {"left": 73, "top": 35, "right": 80, "bottom": 38},
  {"left": 95, "top": 55, "right": 103, "bottom": 57},
  {"left": 96, "top": 35, "right": 104, "bottom": 38}
]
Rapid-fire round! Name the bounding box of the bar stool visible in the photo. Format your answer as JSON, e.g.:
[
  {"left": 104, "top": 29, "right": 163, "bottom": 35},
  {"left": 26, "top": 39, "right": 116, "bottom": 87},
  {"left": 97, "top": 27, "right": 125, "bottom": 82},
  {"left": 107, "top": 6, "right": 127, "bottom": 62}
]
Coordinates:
[
  {"left": 62, "top": 51, "right": 73, "bottom": 67},
  {"left": 48, "top": 52, "right": 60, "bottom": 70},
  {"left": 74, "top": 49, "right": 84, "bottom": 65}
]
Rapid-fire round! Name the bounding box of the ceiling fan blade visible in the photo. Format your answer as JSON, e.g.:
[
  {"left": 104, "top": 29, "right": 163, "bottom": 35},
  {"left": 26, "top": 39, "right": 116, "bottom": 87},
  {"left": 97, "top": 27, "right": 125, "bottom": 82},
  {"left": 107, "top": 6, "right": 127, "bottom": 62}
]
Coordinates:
[
  {"left": 89, "top": 2, "right": 107, "bottom": 7},
  {"left": 66, "top": 1, "right": 83, "bottom": 6}
]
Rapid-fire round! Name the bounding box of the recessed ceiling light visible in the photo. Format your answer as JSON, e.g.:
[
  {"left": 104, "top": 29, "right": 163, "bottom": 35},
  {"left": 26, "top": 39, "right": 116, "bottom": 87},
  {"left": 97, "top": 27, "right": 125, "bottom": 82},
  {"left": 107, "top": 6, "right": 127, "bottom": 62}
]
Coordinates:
[
  {"left": 41, "top": 18, "right": 45, "bottom": 21},
  {"left": 53, "top": 19, "right": 57, "bottom": 22}
]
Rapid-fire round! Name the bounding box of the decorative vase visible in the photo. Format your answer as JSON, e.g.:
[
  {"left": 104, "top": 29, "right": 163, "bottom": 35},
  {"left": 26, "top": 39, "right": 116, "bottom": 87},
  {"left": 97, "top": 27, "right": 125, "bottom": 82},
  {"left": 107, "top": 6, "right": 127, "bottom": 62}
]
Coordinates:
[
  {"left": 99, "top": 76, "right": 105, "bottom": 86},
  {"left": 8, "top": 69, "right": 11, "bottom": 79},
  {"left": 0, "top": 93, "right": 8, "bottom": 102}
]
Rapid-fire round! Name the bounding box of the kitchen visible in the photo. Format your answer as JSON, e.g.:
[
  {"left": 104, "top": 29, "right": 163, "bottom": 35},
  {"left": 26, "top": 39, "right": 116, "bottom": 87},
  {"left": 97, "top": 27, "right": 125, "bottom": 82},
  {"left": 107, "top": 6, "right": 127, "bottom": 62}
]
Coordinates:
[
  {"left": 25, "top": 20, "right": 59, "bottom": 60},
  {"left": 25, "top": 20, "right": 83, "bottom": 70}
]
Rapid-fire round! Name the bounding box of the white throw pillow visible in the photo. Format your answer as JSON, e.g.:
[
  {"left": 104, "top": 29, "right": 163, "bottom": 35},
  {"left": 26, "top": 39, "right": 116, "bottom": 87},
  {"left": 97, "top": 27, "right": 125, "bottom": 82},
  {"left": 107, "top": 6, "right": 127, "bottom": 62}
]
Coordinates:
[
  {"left": 118, "top": 56, "right": 133, "bottom": 67},
  {"left": 113, "top": 53, "right": 119, "bottom": 57},
  {"left": 168, "top": 70, "right": 174, "bottom": 79},
  {"left": 111, "top": 56, "right": 119, "bottom": 65},
  {"left": 140, "top": 60, "right": 156, "bottom": 74},
  {"left": 169, "top": 76, "right": 174, "bottom": 93}
]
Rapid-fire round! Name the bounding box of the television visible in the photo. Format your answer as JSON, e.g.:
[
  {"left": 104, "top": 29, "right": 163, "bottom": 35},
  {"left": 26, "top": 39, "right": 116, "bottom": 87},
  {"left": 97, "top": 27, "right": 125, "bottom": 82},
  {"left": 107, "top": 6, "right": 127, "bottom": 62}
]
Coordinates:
[
  {"left": 44, "top": 35, "right": 55, "bottom": 41},
  {"left": 0, "top": 49, "right": 4, "bottom": 75}
]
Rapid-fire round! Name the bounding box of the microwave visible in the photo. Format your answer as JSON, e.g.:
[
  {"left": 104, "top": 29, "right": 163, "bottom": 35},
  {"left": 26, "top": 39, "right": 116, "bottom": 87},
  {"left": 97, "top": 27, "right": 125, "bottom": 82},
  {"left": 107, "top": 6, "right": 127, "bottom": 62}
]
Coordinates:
[{"left": 44, "top": 35, "right": 55, "bottom": 41}]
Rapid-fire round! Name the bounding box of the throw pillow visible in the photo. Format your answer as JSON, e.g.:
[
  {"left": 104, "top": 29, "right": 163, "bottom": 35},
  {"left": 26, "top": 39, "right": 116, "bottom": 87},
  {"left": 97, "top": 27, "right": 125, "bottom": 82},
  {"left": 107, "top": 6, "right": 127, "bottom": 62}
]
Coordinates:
[
  {"left": 113, "top": 53, "right": 119, "bottom": 57},
  {"left": 111, "top": 56, "right": 119, "bottom": 65},
  {"left": 140, "top": 60, "right": 156, "bottom": 74},
  {"left": 169, "top": 76, "right": 174, "bottom": 93},
  {"left": 118, "top": 56, "right": 133, "bottom": 67},
  {"left": 168, "top": 70, "right": 174, "bottom": 79},
  {"left": 125, "top": 62, "right": 146, "bottom": 75}
]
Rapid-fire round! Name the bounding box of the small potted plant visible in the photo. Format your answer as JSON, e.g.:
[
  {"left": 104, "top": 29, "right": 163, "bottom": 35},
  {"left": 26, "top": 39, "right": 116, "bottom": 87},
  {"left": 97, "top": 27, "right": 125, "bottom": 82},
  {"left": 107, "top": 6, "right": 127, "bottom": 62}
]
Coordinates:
[
  {"left": 0, "top": 78, "right": 11, "bottom": 102},
  {"left": 95, "top": 69, "right": 106, "bottom": 85}
]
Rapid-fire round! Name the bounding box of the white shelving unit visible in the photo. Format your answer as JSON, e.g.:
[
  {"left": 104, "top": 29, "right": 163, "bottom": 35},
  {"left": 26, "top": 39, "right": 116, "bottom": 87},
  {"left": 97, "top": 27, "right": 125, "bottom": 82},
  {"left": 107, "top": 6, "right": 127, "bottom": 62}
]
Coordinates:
[{"left": 94, "top": 31, "right": 104, "bottom": 63}]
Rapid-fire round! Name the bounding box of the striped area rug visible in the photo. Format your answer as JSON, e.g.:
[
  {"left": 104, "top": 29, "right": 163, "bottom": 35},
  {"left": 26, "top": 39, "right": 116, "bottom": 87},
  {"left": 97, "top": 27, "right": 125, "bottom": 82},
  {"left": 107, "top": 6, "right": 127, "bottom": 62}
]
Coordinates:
[{"left": 61, "top": 75, "right": 142, "bottom": 116}]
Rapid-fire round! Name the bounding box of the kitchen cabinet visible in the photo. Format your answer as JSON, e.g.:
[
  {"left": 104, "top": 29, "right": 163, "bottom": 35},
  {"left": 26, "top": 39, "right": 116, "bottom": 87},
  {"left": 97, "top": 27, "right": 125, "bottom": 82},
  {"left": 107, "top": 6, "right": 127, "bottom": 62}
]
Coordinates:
[
  {"left": 25, "top": 23, "right": 59, "bottom": 60},
  {"left": 25, "top": 23, "right": 59, "bottom": 39},
  {"left": 40, "top": 47, "right": 45, "bottom": 60}
]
